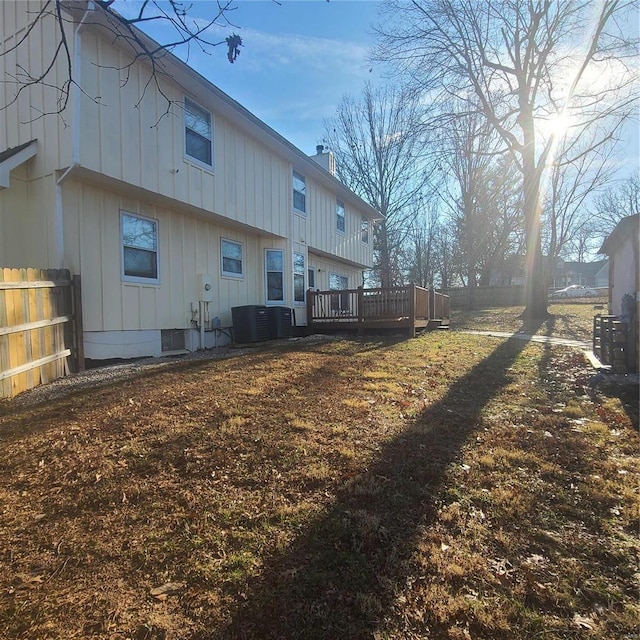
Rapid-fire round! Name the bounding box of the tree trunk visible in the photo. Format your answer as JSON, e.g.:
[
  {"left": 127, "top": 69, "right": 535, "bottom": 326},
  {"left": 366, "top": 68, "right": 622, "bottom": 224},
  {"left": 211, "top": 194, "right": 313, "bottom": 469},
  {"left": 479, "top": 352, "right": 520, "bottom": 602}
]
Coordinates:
[
  {"left": 518, "top": 101, "right": 549, "bottom": 321},
  {"left": 521, "top": 156, "right": 549, "bottom": 320}
]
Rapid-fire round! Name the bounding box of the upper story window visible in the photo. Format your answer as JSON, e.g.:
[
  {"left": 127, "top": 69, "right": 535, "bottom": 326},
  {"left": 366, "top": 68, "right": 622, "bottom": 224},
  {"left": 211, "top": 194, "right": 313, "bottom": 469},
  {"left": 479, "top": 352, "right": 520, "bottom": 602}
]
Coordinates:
[
  {"left": 221, "top": 238, "right": 243, "bottom": 278},
  {"left": 293, "top": 170, "right": 306, "bottom": 214},
  {"left": 361, "top": 215, "right": 369, "bottom": 244},
  {"left": 336, "top": 200, "right": 345, "bottom": 233},
  {"left": 185, "top": 98, "right": 212, "bottom": 167},
  {"left": 121, "top": 211, "right": 159, "bottom": 283}
]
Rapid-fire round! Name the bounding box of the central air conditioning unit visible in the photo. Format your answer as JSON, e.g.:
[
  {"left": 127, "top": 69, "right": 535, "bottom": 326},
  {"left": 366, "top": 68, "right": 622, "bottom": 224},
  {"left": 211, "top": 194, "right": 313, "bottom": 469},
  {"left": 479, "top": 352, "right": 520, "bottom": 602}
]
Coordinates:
[
  {"left": 267, "top": 306, "right": 293, "bottom": 339},
  {"left": 231, "top": 305, "right": 269, "bottom": 343}
]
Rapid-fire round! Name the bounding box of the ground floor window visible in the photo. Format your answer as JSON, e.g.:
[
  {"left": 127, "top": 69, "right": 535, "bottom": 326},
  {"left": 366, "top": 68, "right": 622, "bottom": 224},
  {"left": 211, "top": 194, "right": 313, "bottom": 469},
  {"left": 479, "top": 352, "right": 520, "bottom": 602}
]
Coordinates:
[
  {"left": 329, "top": 273, "right": 349, "bottom": 290},
  {"left": 121, "top": 211, "right": 159, "bottom": 282},
  {"left": 329, "top": 272, "right": 349, "bottom": 313},
  {"left": 265, "top": 249, "right": 285, "bottom": 303},
  {"left": 294, "top": 252, "right": 305, "bottom": 303},
  {"left": 221, "top": 238, "right": 243, "bottom": 278}
]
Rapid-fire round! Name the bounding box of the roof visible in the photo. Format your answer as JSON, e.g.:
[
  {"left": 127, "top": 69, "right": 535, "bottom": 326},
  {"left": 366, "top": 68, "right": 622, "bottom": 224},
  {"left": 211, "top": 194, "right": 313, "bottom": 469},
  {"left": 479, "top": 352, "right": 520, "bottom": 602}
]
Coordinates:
[
  {"left": 599, "top": 214, "right": 640, "bottom": 255},
  {"left": 554, "top": 259, "right": 607, "bottom": 277},
  {"left": 0, "top": 140, "right": 36, "bottom": 165},
  {"left": 64, "top": 2, "right": 383, "bottom": 221},
  {"left": 0, "top": 140, "right": 37, "bottom": 189}
]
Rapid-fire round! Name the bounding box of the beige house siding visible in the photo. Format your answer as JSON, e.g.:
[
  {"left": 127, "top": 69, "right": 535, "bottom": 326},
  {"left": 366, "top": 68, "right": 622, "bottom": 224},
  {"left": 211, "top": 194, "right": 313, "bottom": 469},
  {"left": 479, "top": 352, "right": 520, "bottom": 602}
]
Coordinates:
[
  {"left": 0, "top": 170, "right": 59, "bottom": 267},
  {"left": 308, "top": 252, "right": 364, "bottom": 293},
  {"left": 62, "top": 178, "right": 288, "bottom": 334},
  {"left": 0, "top": 1, "right": 73, "bottom": 178},
  {"left": 78, "top": 29, "right": 290, "bottom": 239}
]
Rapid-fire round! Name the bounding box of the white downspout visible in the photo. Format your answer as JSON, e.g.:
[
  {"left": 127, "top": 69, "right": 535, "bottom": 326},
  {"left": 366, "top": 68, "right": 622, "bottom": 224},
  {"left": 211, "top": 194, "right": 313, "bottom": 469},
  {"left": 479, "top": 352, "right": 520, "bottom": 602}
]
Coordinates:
[{"left": 54, "top": 3, "right": 93, "bottom": 267}]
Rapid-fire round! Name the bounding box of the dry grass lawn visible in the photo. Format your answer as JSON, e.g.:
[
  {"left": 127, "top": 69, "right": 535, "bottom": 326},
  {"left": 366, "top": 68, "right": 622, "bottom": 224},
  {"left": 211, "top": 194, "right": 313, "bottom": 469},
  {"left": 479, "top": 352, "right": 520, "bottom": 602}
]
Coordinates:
[{"left": 0, "top": 305, "right": 637, "bottom": 639}]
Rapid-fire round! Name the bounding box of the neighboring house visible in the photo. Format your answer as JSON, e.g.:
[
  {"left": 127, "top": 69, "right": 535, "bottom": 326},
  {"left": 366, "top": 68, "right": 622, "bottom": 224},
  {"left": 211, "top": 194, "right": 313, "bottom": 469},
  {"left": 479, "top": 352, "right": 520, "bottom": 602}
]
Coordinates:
[
  {"left": 0, "top": 2, "right": 381, "bottom": 360},
  {"left": 550, "top": 259, "right": 608, "bottom": 289},
  {"left": 594, "top": 261, "right": 609, "bottom": 289},
  {"left": 598, "top": 214, "right": 639, "bottom": 316}
]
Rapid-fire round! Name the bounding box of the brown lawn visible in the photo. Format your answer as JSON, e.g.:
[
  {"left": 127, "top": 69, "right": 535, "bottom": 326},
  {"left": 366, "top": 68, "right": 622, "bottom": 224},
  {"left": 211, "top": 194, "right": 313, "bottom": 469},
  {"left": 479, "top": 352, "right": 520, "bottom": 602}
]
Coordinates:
[{"left": 0, "top": 307, "right": 637, "bottom": 639}]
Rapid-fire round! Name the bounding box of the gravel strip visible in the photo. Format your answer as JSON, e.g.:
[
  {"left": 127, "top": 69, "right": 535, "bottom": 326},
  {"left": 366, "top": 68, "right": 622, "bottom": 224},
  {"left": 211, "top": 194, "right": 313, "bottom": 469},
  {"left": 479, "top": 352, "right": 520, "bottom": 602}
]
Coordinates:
[{"left": 6, "top": 334, "right": 338, "bottom": 409}]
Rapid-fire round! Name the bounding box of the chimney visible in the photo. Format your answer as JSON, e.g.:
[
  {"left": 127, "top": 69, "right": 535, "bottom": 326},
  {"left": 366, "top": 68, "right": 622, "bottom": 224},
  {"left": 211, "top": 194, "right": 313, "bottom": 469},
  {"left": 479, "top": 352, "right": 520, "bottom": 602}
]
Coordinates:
[{"left": 310, "top": 145, "right": 336, "bottom": 176}]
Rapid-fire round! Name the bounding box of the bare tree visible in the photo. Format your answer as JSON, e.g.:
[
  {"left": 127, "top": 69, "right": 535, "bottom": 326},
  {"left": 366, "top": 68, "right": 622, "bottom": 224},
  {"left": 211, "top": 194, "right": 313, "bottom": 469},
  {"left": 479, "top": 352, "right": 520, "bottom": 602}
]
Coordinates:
[
  {"left": 322, "top": 83, "right": 432, "bottom": 287},
  {"left": 434, "top": 107, "right": 523, "bottom": 304},
  {"left": 403, "top": 201, "right": 441, "bottom": 287},
  {"left": 1, "top": 0, "right": 241, "bottom": 117},
  {"left": 542, "top": 129, "right": 618, "bottom": 263},
  {"left": 375, "top": 0, "right": 639, "bottom": 318},
  {"left": 592, "top": 174, "right": 640, "bottom": 230}
]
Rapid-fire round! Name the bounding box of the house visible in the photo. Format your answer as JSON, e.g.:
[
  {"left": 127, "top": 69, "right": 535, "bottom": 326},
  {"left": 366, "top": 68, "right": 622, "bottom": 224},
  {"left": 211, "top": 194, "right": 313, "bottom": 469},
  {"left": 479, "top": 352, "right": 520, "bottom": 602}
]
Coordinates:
[
  {"left": 550, "top": 258, "right": 608, "bottom": 289},
  {"left": 0, "top": 2, "right": 381, "bottom": 360},
  {"left": 598, "top": 214, "right": 639, "bottom": 316}
]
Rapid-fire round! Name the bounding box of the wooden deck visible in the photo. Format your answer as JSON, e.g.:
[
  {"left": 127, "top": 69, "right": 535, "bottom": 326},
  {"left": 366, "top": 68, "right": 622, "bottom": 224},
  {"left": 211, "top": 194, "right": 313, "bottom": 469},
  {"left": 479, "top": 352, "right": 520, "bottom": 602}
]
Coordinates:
[{"left": 306, "top": 284, "right": 450, "bottom": 337}]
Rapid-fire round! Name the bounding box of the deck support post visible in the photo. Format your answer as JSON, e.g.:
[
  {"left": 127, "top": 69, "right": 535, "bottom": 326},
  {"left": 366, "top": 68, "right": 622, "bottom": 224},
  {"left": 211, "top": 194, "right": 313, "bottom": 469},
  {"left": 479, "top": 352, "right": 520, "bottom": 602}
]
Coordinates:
[
  {"left": 306, "top": 289, "right": 315, "bottom": 334},
  {"left": 357, "top": 286, "right": 365, "bottom": 336}
]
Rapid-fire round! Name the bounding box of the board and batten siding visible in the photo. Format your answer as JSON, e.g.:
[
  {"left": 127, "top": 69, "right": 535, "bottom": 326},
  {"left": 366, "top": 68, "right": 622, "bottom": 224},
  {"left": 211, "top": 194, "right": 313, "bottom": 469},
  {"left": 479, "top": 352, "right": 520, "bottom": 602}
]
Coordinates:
[
  {"left": 0, "top": 171, "right": 59, "bottom": 268},
  {"left": 307, "top": 253, "right": 364, "bottom": 293},
  {"left": 292, "top": 177, "right": 373, "bottom": 267},
  {"left": 62, "top": 179, "right": 278, "bottom": 333},
  {"left": 77, "top": 29, "right": 289, "bottom": 239},
  {"left": 0, "top": 1, "right": 73, "bottom": 179}
]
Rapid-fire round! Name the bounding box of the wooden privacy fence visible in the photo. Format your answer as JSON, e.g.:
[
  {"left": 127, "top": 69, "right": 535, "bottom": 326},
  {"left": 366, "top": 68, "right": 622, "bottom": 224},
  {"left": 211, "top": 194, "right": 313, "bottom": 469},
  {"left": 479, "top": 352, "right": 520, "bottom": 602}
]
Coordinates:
[
  {"left": 0, "top": 268, "right": 84, "bottom": 398},
  {"left": 444, "top": 285, "right": 526, "bottom": 309}
]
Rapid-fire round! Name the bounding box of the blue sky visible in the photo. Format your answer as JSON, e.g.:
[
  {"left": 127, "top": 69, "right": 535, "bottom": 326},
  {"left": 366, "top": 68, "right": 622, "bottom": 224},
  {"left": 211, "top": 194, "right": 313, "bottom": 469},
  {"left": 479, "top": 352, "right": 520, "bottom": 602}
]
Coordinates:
[
  {"left": 125, "top": 0, "right": 383, "bottom": 156},
  {"left": 117, "top": 0, "right": 637, "bottom": 180}
]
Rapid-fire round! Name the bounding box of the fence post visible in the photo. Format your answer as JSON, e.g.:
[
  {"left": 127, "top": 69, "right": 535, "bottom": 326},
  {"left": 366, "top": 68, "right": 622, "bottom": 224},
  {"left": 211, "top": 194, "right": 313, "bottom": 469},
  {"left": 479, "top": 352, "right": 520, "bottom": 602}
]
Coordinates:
[
  {"left": 72, "top": 275, "right": 85, "bottom": 372},
  {"left": 408, "top": 283, "right": 416, "bottom": 338}
]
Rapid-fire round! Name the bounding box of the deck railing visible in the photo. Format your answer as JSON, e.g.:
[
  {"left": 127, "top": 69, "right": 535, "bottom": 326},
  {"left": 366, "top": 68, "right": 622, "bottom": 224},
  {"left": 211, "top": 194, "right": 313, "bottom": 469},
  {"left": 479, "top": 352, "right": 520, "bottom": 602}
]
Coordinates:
[{"left": 307, "top": 284, "right": 450, "bottom": 336}]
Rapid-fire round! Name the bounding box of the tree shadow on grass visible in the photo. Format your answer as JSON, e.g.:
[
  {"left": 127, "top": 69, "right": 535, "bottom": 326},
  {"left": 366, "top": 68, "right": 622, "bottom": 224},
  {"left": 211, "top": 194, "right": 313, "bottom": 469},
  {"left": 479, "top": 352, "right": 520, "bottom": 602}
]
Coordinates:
[{"left": 215, "top": 327, "right": 543, "bottom": 640}]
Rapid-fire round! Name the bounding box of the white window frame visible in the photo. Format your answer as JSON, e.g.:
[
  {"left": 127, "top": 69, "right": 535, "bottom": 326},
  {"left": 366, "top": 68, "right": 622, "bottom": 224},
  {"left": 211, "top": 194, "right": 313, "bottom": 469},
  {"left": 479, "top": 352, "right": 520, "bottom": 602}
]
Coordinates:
[
  {"left": 265, "top": 249, "right": 285, "bottom": 304},
  {"left": 293, "top": 170, "right": 306, "bottom": 215},
  {"left": 336, "top": 200, "right": 346, "bottom": 234},
  {"left": 221, "top": 238, "right": 244, "bottom": 279},
  {"left": 121, "top": 211, "right": 160, "bottom": 284},
  {"left": 184, "top": 97, "right": 213, "bottom": 169},
  {"left": 361, "top": 215, "right": 369, "bottom": 244},
  {"left": 293, "top": 252, "right": 306, "bottom": 304}
]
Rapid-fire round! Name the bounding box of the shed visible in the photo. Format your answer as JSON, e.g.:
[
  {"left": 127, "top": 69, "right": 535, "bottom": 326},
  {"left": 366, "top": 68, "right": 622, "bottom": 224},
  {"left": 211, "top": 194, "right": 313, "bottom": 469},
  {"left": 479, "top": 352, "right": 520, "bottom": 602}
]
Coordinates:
[{"left": 598, "top": 214, "right": 639, "bottom": 316}]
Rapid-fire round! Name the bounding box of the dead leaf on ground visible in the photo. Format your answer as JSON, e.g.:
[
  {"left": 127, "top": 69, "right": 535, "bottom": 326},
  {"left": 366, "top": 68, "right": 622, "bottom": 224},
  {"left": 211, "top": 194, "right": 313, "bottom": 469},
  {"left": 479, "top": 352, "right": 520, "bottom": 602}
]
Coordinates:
[
  {"left": 150, "top": 582, "right": 185, "bottom": 600},
  {"left": 573, "top": 613, "right": 596, "bottom": 630}
]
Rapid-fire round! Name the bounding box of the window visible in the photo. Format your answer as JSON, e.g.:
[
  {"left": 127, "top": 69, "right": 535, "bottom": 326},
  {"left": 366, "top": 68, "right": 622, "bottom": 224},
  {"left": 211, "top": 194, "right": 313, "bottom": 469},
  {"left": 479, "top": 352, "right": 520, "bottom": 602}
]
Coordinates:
[
  {"left": 361, "top": 215, "right": 369, "bottom": 244},
  {"left": 294, "top": 252, "right": 305, "bottom": 303},
  {"left": 265, "top": 249, "right": 284, "bottom": 303},
  {"left": 308, "top": 267, "right": 315, "bottom": 290},
  {"left": 293, "top": 170, "right": 306, "bottom": 214},
  {"left": 221, "top": 239, "right": 243, "bottom": 277},
  {"left": 185, "top": 98, "right": 212, "bottom": 166},
  {"left": 121, "top": 212, "right": 159, "bottom": 282},
  {"left": 329, "top": 273, "right": 349, "bottom": 290},
  {"left": 329, "top": 272, "right": 349, "bottom": 313},
  {"left": 336, "top": 200, "right": 345, "bottom": 233}
]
